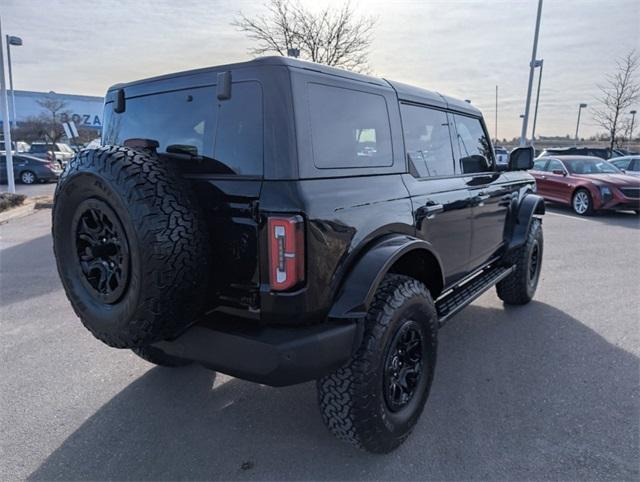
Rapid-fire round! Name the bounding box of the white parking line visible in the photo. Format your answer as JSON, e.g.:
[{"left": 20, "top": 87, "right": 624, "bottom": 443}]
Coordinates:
[{"left": 545, "top": 211, "right": 590, "bottom": 222}]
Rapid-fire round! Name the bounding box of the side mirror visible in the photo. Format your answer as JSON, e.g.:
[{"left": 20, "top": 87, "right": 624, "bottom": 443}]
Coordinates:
[
  {"left": 552, "top": 169, "right": 566, "bottom": 176},
  {"left": 508, "top": 146, "right": 535, "bottom": 171}
]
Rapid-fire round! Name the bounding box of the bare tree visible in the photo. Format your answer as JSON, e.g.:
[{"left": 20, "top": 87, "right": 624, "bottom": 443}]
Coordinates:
[
  {"left": 233, "top": 0, "right": 376, "bottom": 73},
  {"left": 34, "top": 98, "right": 69, "bottom": 146},
  {"left": 592, "top": 50, "right": 640, "bottom": 152}
]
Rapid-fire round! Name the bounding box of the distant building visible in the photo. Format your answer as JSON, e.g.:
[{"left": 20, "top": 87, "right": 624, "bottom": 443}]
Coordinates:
[{"left": 0, "top": 90, "right": 104, "bottom": 132}]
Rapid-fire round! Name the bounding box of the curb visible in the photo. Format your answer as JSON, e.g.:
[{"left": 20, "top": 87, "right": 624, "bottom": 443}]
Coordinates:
[{"left": 0, "top": 195, "right": 53, "bottom": 224}]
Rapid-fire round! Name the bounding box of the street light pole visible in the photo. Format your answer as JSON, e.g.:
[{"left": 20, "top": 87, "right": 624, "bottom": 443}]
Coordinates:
[
  {"left": 495, "top": 85, "right": 498, "bottom": 143},
  {"left": 0, "top": 20, "right": 16, "bottom": 193},
  {"left": 531, "top": 59, "right": 544, "bottom": 142},
  {"left": 629, "top": 110, "right": 637, "bottom": 152},
  {"left": 6, "top": 35, "right": 22, "bottom": 129},
  {"left": 574, "top": 103, "right": 587, "bottom": 144},
  {"left": 520, "top": 0, "right": 543, "bottom": 146}
]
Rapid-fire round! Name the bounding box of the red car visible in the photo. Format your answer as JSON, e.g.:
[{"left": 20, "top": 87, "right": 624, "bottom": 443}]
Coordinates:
[{"left": 530, "top": 156, "right": 640, "bottom": 215}]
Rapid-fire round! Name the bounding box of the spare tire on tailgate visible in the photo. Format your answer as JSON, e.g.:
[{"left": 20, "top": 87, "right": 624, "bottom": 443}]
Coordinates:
[{"left": 52, "top": 146, "right": 209, "bottom": 348}]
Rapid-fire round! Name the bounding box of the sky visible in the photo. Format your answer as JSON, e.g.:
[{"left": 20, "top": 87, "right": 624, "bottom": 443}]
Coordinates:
[{"left": 2, "top": 0, "right": 639, "bottom": 139}]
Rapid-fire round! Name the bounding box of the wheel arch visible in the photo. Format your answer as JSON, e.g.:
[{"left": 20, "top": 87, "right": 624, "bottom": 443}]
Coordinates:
[
  {"left": 329, "top": 235, "right": 444, "bottom": 320},
  {"left": 505, "top": 193, "right": 545, "bottom": 252}
]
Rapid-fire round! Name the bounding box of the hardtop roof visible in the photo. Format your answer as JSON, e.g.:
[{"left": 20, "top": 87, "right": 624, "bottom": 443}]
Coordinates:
[{"left": 107, "top": 56, "right": 481, "bottom": 116}]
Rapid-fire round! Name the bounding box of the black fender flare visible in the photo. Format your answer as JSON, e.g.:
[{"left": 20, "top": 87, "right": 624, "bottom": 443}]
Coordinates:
[
  {"left": 505, "top": 193, "right": 545, "bottom": 251},
  {"left": 329, "top": 235, "right": 444, "bottom": 320}
]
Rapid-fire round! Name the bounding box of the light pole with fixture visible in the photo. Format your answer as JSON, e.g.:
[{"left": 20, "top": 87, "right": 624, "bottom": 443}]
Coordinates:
[
  {"left": 0, "top": 21, "right": 16, "bottom": 193},
  {"left": 6, "top": 34, "right": 22, "bottom": 129},
  {"left": 531, "top": 59, "right": 544, "bottom": 142},
  {"left": 519, "top": 0, "right": 544, "bottom": 146},
  {"left": 629, "top": 110, "right": 637, "bottom": 152},
  {"left": 574, "top": 103, "right": 587, "bottom": 144}
]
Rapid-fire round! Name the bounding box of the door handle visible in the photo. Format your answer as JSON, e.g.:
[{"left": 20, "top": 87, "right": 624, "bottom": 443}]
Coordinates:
[
  {"left": 418, "top": 203, "right": 444, "bottom": 220},
  {"left": 472, "top": 192, "right": 490, "bottom": 206}
]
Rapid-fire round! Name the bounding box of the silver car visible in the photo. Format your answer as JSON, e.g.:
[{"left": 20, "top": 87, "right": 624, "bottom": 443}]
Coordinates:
[{"left": 609, "top": 156, "right": 640, "bottom": 177}]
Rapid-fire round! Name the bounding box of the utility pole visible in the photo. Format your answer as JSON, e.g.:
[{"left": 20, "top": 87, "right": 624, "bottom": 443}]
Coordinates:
[
  {"left": 6, "top": 35, "right": 22, "bottom": 129},
  {"left": 531, "top": 59, "right": 544, "bottom": 142},
  {"left": 495, "top": 85, "right": 498, "bottom": 143},
  {"left": 0, "top": 18, "right": 16, "bottom": 193},
  {"left": 520, "top": 0, "right": 543, "bottom": 146},
  {"left": 629, "top": 110, "right": 637, "bottom": 152},
  {"left": 575, "top": 103, "right": 587, "bottom": 144}
]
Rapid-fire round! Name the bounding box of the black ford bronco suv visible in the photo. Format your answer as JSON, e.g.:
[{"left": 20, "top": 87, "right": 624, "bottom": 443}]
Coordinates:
[{"left": 53, "top": 57, "right": 544, "bottom": 453}]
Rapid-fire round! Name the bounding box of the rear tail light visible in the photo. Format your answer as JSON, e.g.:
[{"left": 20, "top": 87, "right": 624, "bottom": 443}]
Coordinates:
[{"left": 268, "top": 215, "right": 305, "bottom": 291}]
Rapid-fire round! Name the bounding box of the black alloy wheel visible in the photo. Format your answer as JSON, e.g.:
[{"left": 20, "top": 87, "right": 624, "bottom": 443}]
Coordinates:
[
  {"left": 383, "top": 320, "right": 425, "bottom": 412},
  {"left": 72, "top": 198, "right": 130, "bottom": 304}
]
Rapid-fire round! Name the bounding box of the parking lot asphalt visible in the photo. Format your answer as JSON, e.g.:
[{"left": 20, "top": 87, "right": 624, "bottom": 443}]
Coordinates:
[{"left": 1, "top": 206, "right": 638, "bottom": 481}]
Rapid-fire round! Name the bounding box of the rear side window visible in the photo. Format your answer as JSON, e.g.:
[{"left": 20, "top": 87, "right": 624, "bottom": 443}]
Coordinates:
[
  {"left": 103, "top": 82, "right": 263, "bottom": 176},
  {"left": 612, "top": 158, "right": 631, "bottom": 169},
  {"left": 546, "top": 159, "right": 565, "bottom": 172},
  {"left": 532, "top": 159, "right": 547, "bottom": 171},
  {"left": 400, "top": 104, "right": 454, "bottom": 177},
  {"left": 451, "top": 114, "right": 494, "bottom": 174},
  {"left": 307, "top": 83, "right": 392, "bottom": 169}
]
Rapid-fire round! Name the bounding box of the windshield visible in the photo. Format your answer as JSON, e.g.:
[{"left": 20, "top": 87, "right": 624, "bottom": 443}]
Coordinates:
[{"left": 563, "top": 158, "right": 621, "bottom": 174}]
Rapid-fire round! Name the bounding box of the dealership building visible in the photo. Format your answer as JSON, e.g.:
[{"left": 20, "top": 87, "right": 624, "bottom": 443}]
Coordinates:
[{"left": 0, "top": 90, "right": 104, "bottom": 132}]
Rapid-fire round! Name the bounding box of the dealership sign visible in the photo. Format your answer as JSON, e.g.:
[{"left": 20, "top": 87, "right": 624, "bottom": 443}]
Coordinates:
[{"left": 59, "top": 112, "right": 102, "bottom": 128}]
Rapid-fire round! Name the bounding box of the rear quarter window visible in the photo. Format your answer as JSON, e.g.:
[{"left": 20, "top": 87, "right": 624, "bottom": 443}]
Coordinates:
[{"left": 307, "top": 83, "right": 392, "bottom": 169}]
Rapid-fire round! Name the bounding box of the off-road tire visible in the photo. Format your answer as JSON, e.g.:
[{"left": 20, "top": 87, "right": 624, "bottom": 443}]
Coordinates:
[
  {"left": 497, "top": 217, "right": 543, "bottom": 305},
  {"left": 52, "top": 146, "right": 209, "bottom": 348},
  {"left": 317, "top": 274, "right": 438, "bottom": 453},
  {"left": 132, "top": 346, "right": 193, "bottom": 367}
]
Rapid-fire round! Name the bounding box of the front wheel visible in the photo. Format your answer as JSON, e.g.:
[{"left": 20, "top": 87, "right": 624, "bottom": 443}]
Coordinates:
[
  {"left": 497, "top": 218, "right": 543, "bottom": 305},
  {"left": 317, "top": 274, "right": 438, "bottom": 453},
  {"left": 572, "top": 188, "right": 593, "bottom": 216}
]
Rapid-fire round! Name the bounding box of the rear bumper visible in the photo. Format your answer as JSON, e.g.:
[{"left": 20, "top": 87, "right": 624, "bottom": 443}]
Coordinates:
[
  {"left": 151, "top": 315, "right": 360, "bottom": 386},
  {"left": 36, "top": 169, "right": 62, "bottom": 181}
]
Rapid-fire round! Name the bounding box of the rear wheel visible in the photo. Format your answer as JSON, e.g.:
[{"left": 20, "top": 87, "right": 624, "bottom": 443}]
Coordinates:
[
  {"left": 20, "top": 170, "right": 36, "bottom": 184},
  {"left": 572, "top": 188, "right": 593, "bottom": 216},
  {"left": 317, "top": 274, "right": 438, "bottom": 453}
]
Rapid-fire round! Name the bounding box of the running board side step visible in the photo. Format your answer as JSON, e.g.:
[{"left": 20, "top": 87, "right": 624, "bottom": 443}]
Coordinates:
[{"left": 436, "top": 264, "right": 515, "bottom": 326}]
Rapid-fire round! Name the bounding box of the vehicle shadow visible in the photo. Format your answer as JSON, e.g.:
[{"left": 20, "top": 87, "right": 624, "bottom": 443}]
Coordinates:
[
  {"left": 545, "top": 202, "right": 640, "bottom": 229},
  {"left": 28, "top": 302, "right": 639, "bottom": 481},
  {"left": 0, "top": 234, "right": 59, "bottom": 307}
]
